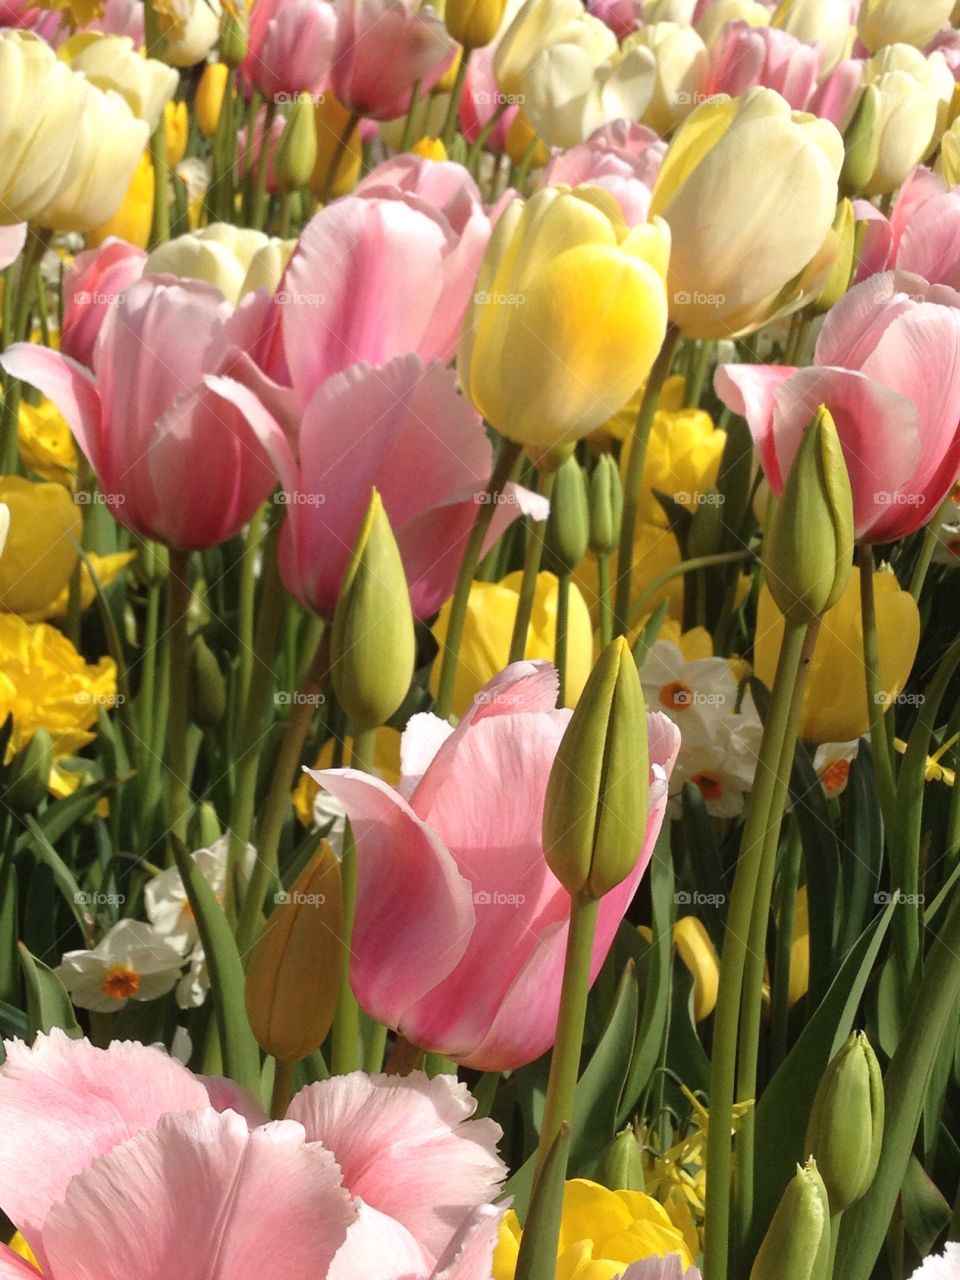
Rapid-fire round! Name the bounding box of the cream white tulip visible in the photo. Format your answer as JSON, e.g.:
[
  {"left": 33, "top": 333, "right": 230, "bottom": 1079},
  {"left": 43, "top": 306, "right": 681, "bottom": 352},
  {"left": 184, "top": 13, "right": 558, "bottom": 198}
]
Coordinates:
[
  {"left": 494, "top": 0, "right": 600, "bottom": 98},
  {"left": 696, "top": 0, "right": 770, "bottom": 50},
  {"left": 145, "top": 224, "right": 296, "bottom": 304},
  {"left": 858, "top": 0, "right": 955, "bottom": 55},
  {"left": 61, "top": 33, "right": 179, "bottom": 131},
  {"left": 158, "top": 0, "right": 223, "bottom": 67},
  {"left": 643, "top": 0, "right": 697, "bottom": 22},
  {"left": 858, "top": 45, "right": 954, "bottom": 195},
  {"left": 771, "top": 0, "right": 854, "bottom": 75},
  {"left": 625, "top": 22, "right": 710, "bottom": 134}
]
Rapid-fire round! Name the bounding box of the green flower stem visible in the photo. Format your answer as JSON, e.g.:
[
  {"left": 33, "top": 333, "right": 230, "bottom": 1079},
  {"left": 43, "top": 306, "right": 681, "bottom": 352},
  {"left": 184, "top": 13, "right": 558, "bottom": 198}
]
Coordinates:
[
  {"left": 466, "top": 100, "right": 509, "bottom": 173},
  {"left": 768, "top": 817, "right": 803, "bottom": 1072},
  {"left": 364, "top": 1020, "right": 389, "bottom": 1073},
  {"left": 235, "top": 628, "right": 329, "bottom": 953},
  {"left": 533, "top": 892, "right": 600, "bottom": 1188},
  {"left": 555, "top": 572, "right": 570, "bottom": 707},
  {"left": 614, "top": 327, "right": 680, "bottom": 635},
  {"left": 835, "top": 886, "right": 960, "bottom": 1279},
  {"left": 212, "top": 68, "right": 237, "bottom": 223},
  {"left": 399, "top": 80, "right": 423, "bottom": 154},
  {"left": 441, "top": 52, "right": 471, "bottom": 149},
  {"left": 508, "top": 468, "right": 555, "bottom": 664},
  {"left": 703, "top": 616, "right": 811, "bottom": 1280},
  {"left": 270, "top": 1057, "right": 294, "bottom": 1119},
  {"left": 627, "top": 549, "right": 755, "bottom": 633},
  {"left": 596, "top": 553, "right": 613, "bottom": 649},
  {"left": 166, "top": 548, "right": 194, "bottom": 845},
  {"left": 734, "top": 617, "right": 820, "bottom": 1249},
  {"left": 435, "top": 439, "right": 523, "bottom": 720},
  {"left": 252, "top": 100, "right": 278, "bottom": 231},
  {"left": 909, "top": 493, "right": 954, "bottom": 601},
  {"left": 225, "top": 517, "right": 286, "bottom": 916},
  {"left": 857, "top": 545, "right": 897, "bottom": 835}
]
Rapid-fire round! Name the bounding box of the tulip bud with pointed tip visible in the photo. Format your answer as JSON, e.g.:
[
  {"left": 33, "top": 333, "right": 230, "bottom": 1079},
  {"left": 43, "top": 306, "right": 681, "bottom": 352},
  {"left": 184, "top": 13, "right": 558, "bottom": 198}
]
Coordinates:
[
  {"left": 190, "top": 635, "right": 226, "bottom": 729},
  {"left": 805, "top": 1031, "right": 884, "bottom": 1212},
  {"left": 811, "top": 199, "right": 855, "bottom": 315},
  {"left": 751, "top": 1158, "right": 831, "bottom": 1280},
  {"left": 542, "top": 636, "right": 649, "bottom": 898},
  {"left": 331, "top": 489, "right": 416, "bottom": 731},
  {"left": 544, "top": 457, "right": 589, "bottom": 577},
  {"left": 445, "top": 0, "right": 507, "bottom": 49},
  {"left": 589, "top": 454, "right": 623, "bottom": 556},
  {"left": 4, "top": 729, "right": 53, "bottom": 812},
  {"left": 596, "top": 1126, "right": 645, "bottom": 1192},
  {"left": 245, "top": 841, "right": 344, "bottom": 1062},
  {"left": 220, "top": 7, "right": 248, "bottom": 68},
  {"left": 276, "top": 94, "right": 319, "bottom": 193},
  {"left": 765, "top": 405, "right": 854, "bottom": 626},
  {"left": 840, "top": 85, "right": 881, "bottom": 196}
]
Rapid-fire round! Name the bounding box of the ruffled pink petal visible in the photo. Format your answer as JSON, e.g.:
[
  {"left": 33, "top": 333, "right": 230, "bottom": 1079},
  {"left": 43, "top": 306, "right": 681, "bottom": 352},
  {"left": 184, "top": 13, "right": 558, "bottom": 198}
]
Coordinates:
[
  {"left": 328, "top": 1200, "right": 435, "bottom": 1280},
  {"left": 0, "top": 224, "right": 26, "bottom": 271},
  {"left": 431, "top": 1203, "right": 508, "bottom": 1280},
  {"left": 41, "top": 1109, "right": 354, "bottom": 1280},
  {"left": 713, "top": 364, "right": 798, "bottom": 491},
  {"left": 0, "top": 344, "right": 104, "bottom": 476},
  {"left": 0, "top": 1031, "right": 207, "bottom": 1262},
  {"left": 306, "top": 769, "right": 476, "bottom": 1021},
  {"left": 287, "top": 1071, "right": 504, "bottom": 1260}
]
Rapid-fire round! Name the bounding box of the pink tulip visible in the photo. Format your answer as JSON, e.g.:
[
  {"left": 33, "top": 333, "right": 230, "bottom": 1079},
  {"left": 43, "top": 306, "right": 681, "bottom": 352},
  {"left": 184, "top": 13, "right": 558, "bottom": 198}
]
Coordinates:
[
  {"left": 716, "top": 270, "right": 960, "bottom": 543},
  {"left": 330, "top": 0, "right": 457, "bottom": 121},
  {"left": 808, "top": 57, "right": 863, "bottom": 129},
  {"left": 708, "top": 21, "right": 819, "bottom": 110},
  {"left": 60, "top": 237, "right": 148, "bottom": 368},
  {"left": 851, "top": 167, "right": 960, "bottom": 289},
  {"left": 309, "top": 662, "right": 681, "bottom": 1071},
  {"left": 268, "top": 192, "right": 493, "bottom": 404},
  {"left": 0, "top": 1030, "right": 506, "bottom": 1280},
  {"left": 0, "top": 224, "right": 25, "bottom": 271},
  {"left": 238, "top": 106, "right": 286, "bottom": 195},
  {"left": 241, "top": 0, "right": 337, "bottom": 101},
  {"left": 0, "top": 277, "right": 281, "bottom": 549},
  {"left": 234, "top": 353, "right": 545, "bottom": 617},
  {"left": 586, "top": 0, "right": 641, "bottom": 39},
  {"left": 544, "top": 120, "right": 666, "bottom": 227},
  {"left": 458, "top": 47, "right": 516, "bottom": 153}
]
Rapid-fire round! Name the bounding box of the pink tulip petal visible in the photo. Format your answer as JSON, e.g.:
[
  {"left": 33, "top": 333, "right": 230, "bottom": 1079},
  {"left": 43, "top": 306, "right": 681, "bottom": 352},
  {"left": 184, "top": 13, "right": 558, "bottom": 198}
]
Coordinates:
[
  {"left": 0, "top": 1031, "right": 207, "bottom": 1262},
  {"left": 431, "top": 1203, "right": 508, "bottom": 1280},
  {"left": 328, "top": 1200, "right": 434, "bottom": 1280},
  {"left": 287, "top": 1071, "right": 504, "bottom": 1259},
  {"left": 814, "top": 270, "right": 925, "bottom": 368},
  {"left": 205, "top": 371, "right": 298, "bottom": 493},
  {"left": 0, "top": 1246, "right": 39, "bottom": 1279},
  {"left": 307, "top": 768, "right": 476, "bottom": 1019},
  {"left": 713, "top": 364, "right": 798, "bottom": 491},
  {"left": 852, "top": 199, "right": 893, "bottom": 283},
  {"left": 896, "top": 191, "right": 960, "bottom": 291},
  {"left": 888, "top": 166, "right": 946, "bottom": 256},
  {"left": 41, "top": 1109, "right": 354, "bottom": 1280},
  {"left": 200, "top": 1074, "right": 268, "bottom": 1127},
  {"left": 0, "top": 343, "right": 104, "bottom": 476},
  {"left": 0, "top": 224, "right": 26, "bottom": 272}
]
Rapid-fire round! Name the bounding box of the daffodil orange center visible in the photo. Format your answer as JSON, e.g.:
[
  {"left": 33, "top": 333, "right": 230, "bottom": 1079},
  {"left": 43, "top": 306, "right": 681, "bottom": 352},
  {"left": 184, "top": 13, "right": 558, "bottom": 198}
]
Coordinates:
[
  {"left": 820, "top": 759, "right": 850, "bottom": 794},
  {"left": 691, "top": 771, "right": 723, "bottom": 802},
  {"left": 660, "top": 680, "right": 693, "bottom": 711},
  {"left": 101, "top": 966, "right": 140, "bottom": 1000}
]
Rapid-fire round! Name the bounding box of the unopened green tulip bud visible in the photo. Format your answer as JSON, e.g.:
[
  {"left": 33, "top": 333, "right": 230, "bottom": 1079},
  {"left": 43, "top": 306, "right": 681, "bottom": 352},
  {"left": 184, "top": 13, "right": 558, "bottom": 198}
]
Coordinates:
[
  {"left": 805, "top": 1031, "right": 884, "bottom": 1212},
  {"left": 544, "top": 457, "right": 589, "bottom": 576},
  {"left": 765, "top": 405, "right": 854, "bottom": 625},
  {"left": 543, "top": 636, "right": 649, "bottom": 898},
  {"left": 3, "top": 729, "right": 53, "bottom": 812},
  {"left": 841, "top": 85, "right": 881, "bottom": 196},
  {"left": 190, "top": 635, "right": 226, "bottom": 729},
  {"left": 751, "top": 1158, "right": 831, "bottom": 1280},
  {"left": 811, "top": 199, "right": 856, "bottom": 315},
  {"left": 687, "top": 487, "right": 725, "bottom": 558},
  {"left": 276, "top": 94, "right": 319, "bottom": 193},
  {"left": 596, "top": 1126, "right": 645, "bottom": 1192},
  {"left": 220, "top": 6, "right": 248, "bottom": 68},
  {"left": 589, "top": 454, "right": 623, "bottom": 555},
  {"left": 331, "top": 489, "right": 415, "bottom": 731}
]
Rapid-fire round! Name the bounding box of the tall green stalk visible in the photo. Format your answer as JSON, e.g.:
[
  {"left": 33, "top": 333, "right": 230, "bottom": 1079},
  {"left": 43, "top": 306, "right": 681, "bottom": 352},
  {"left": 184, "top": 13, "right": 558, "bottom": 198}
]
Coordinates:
[
  {"left": 508, "top": 469, "right": 555, "bottom": 664},
  {"left": 166, "top": 548, "right": 193, "bottom": 844}
]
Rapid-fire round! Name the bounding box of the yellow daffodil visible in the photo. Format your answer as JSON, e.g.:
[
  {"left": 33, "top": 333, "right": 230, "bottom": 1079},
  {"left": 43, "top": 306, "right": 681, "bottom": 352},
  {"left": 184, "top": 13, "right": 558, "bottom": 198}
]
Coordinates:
[
  {"left": 18, "top": 398, "right": 79, "bottom": 487},
  {"left": 37, "top": 550, "right": 136, "bottom": 622},
  {"left": 754, "top": 566, "right": 920, "bottom": 745},
  {"left": 493, "top": 1178, "right": 693, "bottom": 1279},
  {"left": 0, "top": 477, "right": 81, "bottom": 616},
  {"left": 430, "top": 571, "right": 594, "bottom": 719}
]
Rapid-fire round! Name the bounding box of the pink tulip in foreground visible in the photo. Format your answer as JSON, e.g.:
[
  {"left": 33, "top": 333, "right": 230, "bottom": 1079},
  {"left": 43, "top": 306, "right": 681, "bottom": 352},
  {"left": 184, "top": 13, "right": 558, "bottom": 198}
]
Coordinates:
[
  {"left": 310, "top": 662, "right": 680, "bottom": 1071},
  {"left": 716, "top": 270, "right": 960, "bottom": 543},
  {"left": 1, "top": 277, "right": 281, "bottom": 549},
  {"left": 59, "top": 236, "right": 148, "bottom": 368},
  {"left": 0, "top": 1031, "right": 506, "bottom": 1280}
]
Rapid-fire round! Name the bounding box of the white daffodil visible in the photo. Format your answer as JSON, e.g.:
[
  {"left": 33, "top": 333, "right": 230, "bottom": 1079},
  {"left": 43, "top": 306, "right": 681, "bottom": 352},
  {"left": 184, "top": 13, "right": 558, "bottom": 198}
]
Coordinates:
[
  {"left": 144, "top": 834, "right": 256, "bottom": 955},
  {"left": 813, "top": 740, "right": 860, "bottom": 799},
  {"left": 175, "top": 950, "right": 210, "bottom": 1010},
  {"left": 907, "top": 1244, "right": 960, "bottom": 1280},
  {"left": 55, "top": 919, "right": 184, "bottom": 1013}
]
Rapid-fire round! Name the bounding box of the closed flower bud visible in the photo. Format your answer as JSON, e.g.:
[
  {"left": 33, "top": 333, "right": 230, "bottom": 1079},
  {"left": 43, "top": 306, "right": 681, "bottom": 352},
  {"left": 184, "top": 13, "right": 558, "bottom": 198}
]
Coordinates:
[
  {"left": 331, "top": 489, "right": 415, "bottom": 731},
  {"left": 840, "top": 84, "right": 881, "bottom": 197},
  {"left": 276, "top": 94, "right": 318, "bottom": 192},
  {"left": 196, "top": 62, "right": 230, "bottom": 137},
  {"left": 220, "top": 6, "right": 249, "bottom": 67},
  {"left": 190, "top": 635, "right": 226, "bottom": 729},
  {"left": 544, "top": 457, "right": 589, "bottom": 576},
  {"left": 765, "top": 405, "right": 854, "bottom": 626},
  {"left": 589, "top": 454, "right": 623, "bottom": 555},
  {"left": 805, "top": 1031, "right": 884, "bottom": 1212},
  {"left": 686, "top": 486, "right": 725, "bottom": 558},
  {"left": 244, "top": 841, "right": 343, "bottom": 1062},
  {"left": 543, "top": 636, "right": 649, "bottom": 898},
  {"left": 3, "top": 728, "right": 53, "bottom": 812},
  {"left": 595, "top": 1126, "right": 645, "bottom": 1192},
  {"left": 445, "top": 0, "right": 507, "bottom": 49},
  {"left": 751, "top": 1158, "right": 831, "bottom": 1280},
  {"left": 165, "top": 101, "right": 189, "bottom": 170},
  {"left": 810, "top": 199, "right": 855, "bottom": 314},
  {"left": 673, "top": 915, "right": 719, "bottom": 1021}
]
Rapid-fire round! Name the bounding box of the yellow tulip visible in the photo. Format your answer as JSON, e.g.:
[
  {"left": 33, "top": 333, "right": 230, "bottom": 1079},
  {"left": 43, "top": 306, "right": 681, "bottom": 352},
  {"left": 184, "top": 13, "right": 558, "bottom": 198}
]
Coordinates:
[
  {"left": 85, "top": 151, "right": 155, "bottom": 250},
  {"left": 18, "top": 398, "right": 78, "bottom": 487},
  {"left": 503, "top": 108, "right": 551, "bottom": 168},
  {"left": 0, "top": 477, "right": 81, "bottom": 616},
  {"left": 196, "top": 62, "right": 230, "bottom": 137},
  {"left": 310, "top": 92, "right": 363, "bottom": 200},
  {"left": 754, "top": 567, "right": 920, "bottom": 746},
  {"left": 493, "top": 1179, "right": 694, "bottom": 1278},
  {"left": 38, "top": 551, "right": 136, "bottom": 623},
  {"left": 165, "top": 100, "right": 189, "bottom": 169},
  {"left": 458, "top": 185, "right": 670, "bottom": 448},
  {"left": 937, "top": 113, "right": 960, "bottom": 185},
  {"left": 857, "top": 0, "right": 954, "bottom": 53},
  {"left": 445, "top": 0, "right": 507, "bottom": 49},
  {"left": 145, "top": 224, "right": 295, "bottom": 304},
  {"left": 674, "top": 916, "right": 719, "bottom": 1021},
  {"left": 650, "top": 87, "right": 843, "bottom": 339},
  {"left": 494, "top": 0, "right": 591, "bottom": 99},
  {"left": 431, "top": 570, "right": 593, "bottom": 719},
  {"left": 411, "top": 137, "right": 448, "bottom": 161},
  {"left": 695, "top": 0, "right": 769, "bottom": 48},
  {"left": 434, "top": 46, "right": 463, "bottom": 95},
  {"left": 637, "top": 403, "right": 727, "bottom": 528},
  {"left": 575, "top": 517, "right": 683, "bottom": 631}
]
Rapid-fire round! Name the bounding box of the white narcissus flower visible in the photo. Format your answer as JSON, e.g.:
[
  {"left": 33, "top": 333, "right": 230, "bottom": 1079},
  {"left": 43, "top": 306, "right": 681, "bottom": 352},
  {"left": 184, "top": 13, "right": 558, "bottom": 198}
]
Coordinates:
[
  {"left": 144, "top": 834, "right": 256, "bottom": 955},
  {"left": 61, "top": 33, "right": 179, "bottom": 132},
  {"left": 55, "top": 919, "right": 185, "bottom": 1013},
  {"left": 813, "top": 740, "right": 860, "bottom": 798},
  {"left": 907, "top": 1243, "right": 960, "bottom": 1279},
  {"left": 144, "top": 224, "right": 296, "bottom": 306},
  {"left": 640, "top": 638, "right": 763, "bottom": 818}
]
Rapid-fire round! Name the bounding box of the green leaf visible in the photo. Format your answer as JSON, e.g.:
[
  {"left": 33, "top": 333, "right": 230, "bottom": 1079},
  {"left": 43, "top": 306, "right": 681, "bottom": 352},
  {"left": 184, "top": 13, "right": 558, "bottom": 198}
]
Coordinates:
[
  {"left": 839, "top": 751, "right": 883, "bottom": 956},
  {"left": 679, "top": 782, "right": 726, "bottom": 949},
  {"left": 17, "top": 943, "right": 81, "bottom": 1039},
  {"left": 0, "top": 845, "right": 19, "bottom": 1006},
  {"left": 790, "top": 741, "right": 842, "bottom": 1007},
  {"left": 22, "top": 815, "right": 92, "bottom": 941},
  {"left": 515, "top": 1124, "right": 571, "bottom": 1280},
  {"left": 748, "top": 899, "right": 895, "bottom": 1257},
  {"left": 901, "top": 1156, "right": 951, "bottom": 1259}
]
